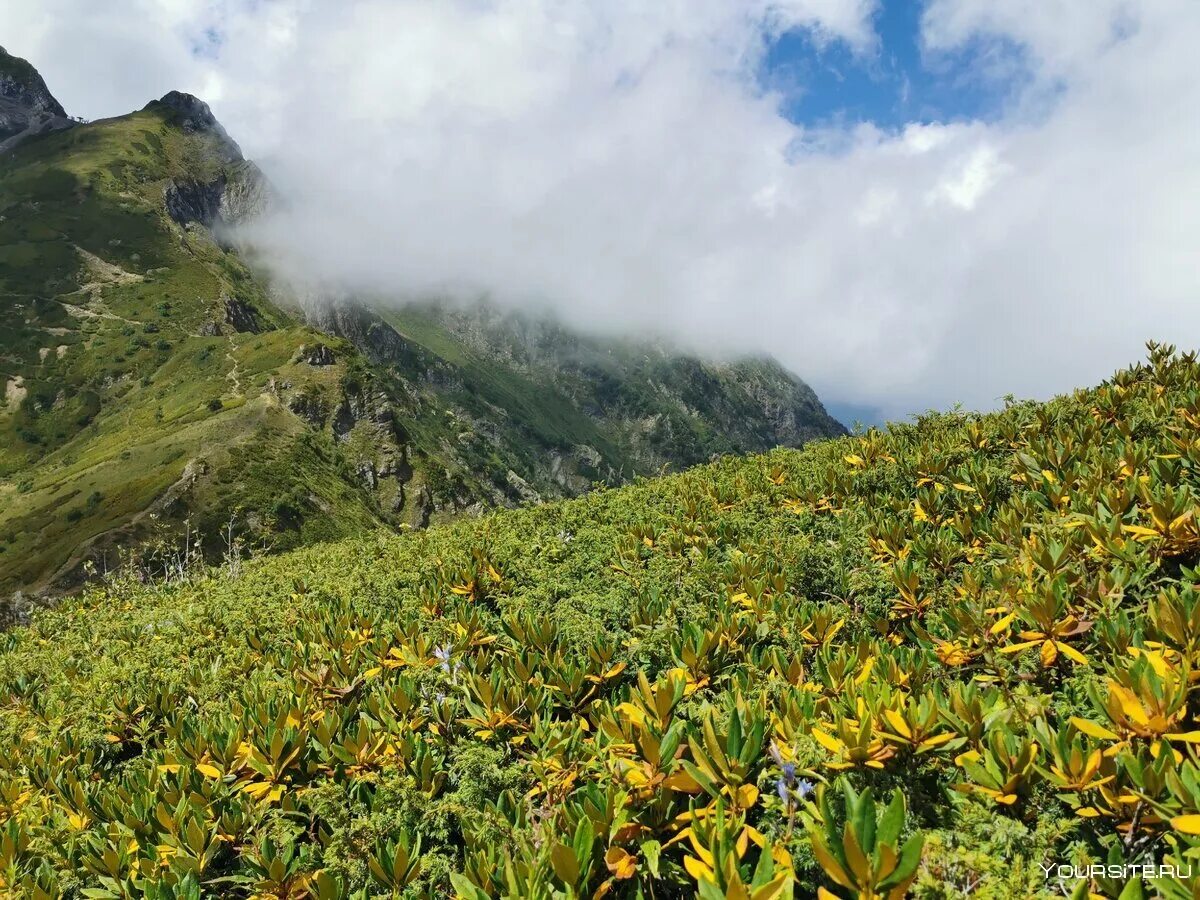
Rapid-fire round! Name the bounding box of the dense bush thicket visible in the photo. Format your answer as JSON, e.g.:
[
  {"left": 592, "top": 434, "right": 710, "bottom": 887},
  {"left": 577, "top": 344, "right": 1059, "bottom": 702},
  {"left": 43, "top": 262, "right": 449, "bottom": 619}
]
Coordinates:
[{"left": 1, "top": 343, "right": 1199, "bottom": 898}]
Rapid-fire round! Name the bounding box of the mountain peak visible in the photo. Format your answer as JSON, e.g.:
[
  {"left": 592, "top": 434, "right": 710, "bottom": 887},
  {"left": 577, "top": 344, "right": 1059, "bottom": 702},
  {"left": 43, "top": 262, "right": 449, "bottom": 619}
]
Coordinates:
[
  {"left": 145, "top": 90, "right": 243, "bottom": 161},
  {"left": 0, "top": 46, "right": 73, "bottom": 150}
]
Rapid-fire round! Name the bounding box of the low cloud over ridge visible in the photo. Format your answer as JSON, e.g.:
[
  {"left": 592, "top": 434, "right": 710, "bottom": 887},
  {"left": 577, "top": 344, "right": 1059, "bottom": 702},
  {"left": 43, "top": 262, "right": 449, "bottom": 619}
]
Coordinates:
[{"left": 4, "top": 0, "right": 1198, "bottom": 418}]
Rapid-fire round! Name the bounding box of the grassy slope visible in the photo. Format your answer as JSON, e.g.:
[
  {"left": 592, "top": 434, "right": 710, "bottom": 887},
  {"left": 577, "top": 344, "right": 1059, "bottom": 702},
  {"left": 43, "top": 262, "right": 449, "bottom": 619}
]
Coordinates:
[
  {"left": 1, "top": 345, "right": 1197, "bottom": 897},
  {"left": 0, "top": 110, "right": 387, "bottom": 595}
]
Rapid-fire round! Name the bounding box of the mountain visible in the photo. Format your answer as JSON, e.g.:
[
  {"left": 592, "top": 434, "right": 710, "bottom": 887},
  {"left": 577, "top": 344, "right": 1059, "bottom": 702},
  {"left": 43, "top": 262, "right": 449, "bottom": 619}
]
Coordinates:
[
  {"left": 0, "top": 51, "right": 844, "bottom": 603},
  {"left": 0, "top": 46, "right": 74, "bottom": 151},
  {"left": 1, "top": 344, "right": 1196, "bottom": 896}
]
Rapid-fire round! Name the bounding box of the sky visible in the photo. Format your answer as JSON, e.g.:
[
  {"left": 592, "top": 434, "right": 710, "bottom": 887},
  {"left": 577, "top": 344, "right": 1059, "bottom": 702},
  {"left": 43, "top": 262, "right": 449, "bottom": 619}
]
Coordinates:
[{"left": 2, "top": 0, "right": 1197, "bottom": 422}]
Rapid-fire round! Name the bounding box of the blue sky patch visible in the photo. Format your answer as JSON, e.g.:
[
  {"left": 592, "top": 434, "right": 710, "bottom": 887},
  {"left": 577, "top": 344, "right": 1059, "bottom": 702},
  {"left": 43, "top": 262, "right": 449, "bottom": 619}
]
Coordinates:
[{"left": 761, "top": 0, "right": 1033, "bottom": 130}]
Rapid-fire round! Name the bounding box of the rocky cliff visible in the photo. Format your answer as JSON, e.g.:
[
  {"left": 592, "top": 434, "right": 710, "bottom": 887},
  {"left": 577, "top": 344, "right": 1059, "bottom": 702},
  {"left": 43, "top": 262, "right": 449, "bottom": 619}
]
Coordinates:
[{"left": 0, "top": 46, "right": 74, "bottom": 152}]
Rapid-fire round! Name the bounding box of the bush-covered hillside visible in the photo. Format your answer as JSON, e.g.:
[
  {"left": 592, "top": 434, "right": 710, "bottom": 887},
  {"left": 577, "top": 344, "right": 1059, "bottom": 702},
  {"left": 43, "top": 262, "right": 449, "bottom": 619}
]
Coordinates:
[{"left": 2, "top": 343, "right": 1199, "bottom": 898}]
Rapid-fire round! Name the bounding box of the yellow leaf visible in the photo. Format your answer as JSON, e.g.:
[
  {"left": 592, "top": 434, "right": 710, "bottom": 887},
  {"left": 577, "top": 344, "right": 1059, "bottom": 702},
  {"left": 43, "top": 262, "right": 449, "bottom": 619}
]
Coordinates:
[
  {"left": 1069, "top": 717, "right": 1120, "bottom": 742},
  {"left": 605, "top": 846, "right": 637, "bottom": 880},
  {"left": 811, "top": 728, "right": 844, "bottom": 755},
  {"left": 664, "top": 770, "right": 704, "bottom": 793},
  {"left": 854, "top": 655, "right": 875, "bottom": 686},
  {"left": 1110, "top": 683, "right": 1150, "bottom": 726},
  {"left": 811, "top": 841, "right": 854, "bottom": 889},
  {"left": 735, "top": 783, "right": 759, "bottom": 809},
  {"left": 1121, "top": 524, "right": 1160, "bottom": 539},
  {"left": 989, "top": 612, "right": 1017, "bottom": 635},
  {"left": 195, "top": 763, "right": 223, "bottom": 779},
  {"left": 1054, "top": 642, "right": 1089, "bottom": 665},
  {"left": 919, "top": 733, "right": 957, "bottom": 749},
  {"left": 999, "top": 640, "right": 1040, "bottom": 655},
  {"left": 550, "top": 843, "right": 580, "bottom": 885},
  {"left": 884, "top": 710, "right": 912, "bottom": 739},
  {"left": 1172, "top": 815, "right": 1200, "bottom": 834},
  {"left": 1040, "top": 640, "right": 1058, "bottom": 667},
  {"left": 615, "top": 703, "right": 647, "bottom": 728},
  {"left": 684, "top": 854, "right": 714, "bottom": 883}
]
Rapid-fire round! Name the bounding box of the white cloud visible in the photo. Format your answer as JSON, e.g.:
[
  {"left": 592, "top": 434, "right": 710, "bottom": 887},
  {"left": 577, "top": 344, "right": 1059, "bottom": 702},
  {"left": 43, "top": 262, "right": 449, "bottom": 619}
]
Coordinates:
[{"left": 2, "top": 0, "right": 1198, "bottom": 418}]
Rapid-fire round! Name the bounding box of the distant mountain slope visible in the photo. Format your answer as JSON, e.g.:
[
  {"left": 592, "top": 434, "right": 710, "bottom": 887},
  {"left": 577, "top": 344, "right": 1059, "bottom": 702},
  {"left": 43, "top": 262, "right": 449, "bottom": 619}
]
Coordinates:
[
  {"left": 0, "top": 50, "right": 844, "bottom": 602},
  {"left": 297, "top": 298, "right": 845, "bottom": 496}
]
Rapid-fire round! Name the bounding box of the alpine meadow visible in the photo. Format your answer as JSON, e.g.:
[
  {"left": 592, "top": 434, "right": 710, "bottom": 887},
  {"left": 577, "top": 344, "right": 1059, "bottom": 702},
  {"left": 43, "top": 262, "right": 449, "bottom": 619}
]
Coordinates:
[{"left": 2, "top": 4, "right": 1200, "bottom": 900}]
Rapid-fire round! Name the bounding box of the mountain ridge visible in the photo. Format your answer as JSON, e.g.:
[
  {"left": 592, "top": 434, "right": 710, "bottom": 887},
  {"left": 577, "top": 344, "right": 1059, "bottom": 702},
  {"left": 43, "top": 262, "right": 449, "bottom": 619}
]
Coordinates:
[{"left": 0, "top": 51, "right": 844, "bottom": 606}]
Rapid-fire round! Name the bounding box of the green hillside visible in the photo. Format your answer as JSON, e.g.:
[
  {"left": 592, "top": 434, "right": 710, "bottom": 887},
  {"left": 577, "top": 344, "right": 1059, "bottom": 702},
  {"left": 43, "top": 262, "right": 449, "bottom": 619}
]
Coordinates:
[
  {"left": 1, "top": 344, "right": 1197, "bottom": 898},
  {"left": 0, "top": 49, "right": 844, "bottom": 604},
  {"left": 0, "top": 97, "right": 396, "bottom": 599}
]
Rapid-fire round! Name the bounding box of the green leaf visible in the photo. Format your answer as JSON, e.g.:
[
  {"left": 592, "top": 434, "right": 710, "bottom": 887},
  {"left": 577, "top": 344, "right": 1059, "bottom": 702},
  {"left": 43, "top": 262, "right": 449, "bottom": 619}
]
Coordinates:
[
  {"left": 728, "top": 706, "right": 744, "bottom": 758},
  {"left": 550, "top": 842, "right": 580, "bottom": 886},
  {"left": 450, "top": 872, "right": 491, "bottom": 900},
  {"left": 878, "top": 833, "right": 924, "bottom": 890},
  {"left": 641, "top": 839, "right": 662, "bottom": 879},
  {"left": 877, "top": 789, "right": 905, "bottom": 847}
]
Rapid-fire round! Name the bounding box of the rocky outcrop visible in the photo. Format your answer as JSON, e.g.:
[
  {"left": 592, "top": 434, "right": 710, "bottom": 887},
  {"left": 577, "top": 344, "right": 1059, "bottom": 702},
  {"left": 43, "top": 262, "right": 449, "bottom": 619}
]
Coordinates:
[
  {"left": 331, "top": 387, "right": 398, "bottom": 442},
  {"left": 218, "top": 160, "right": 271, "bottom": 225},
  {"left": 165, "top": 177, "right": 225, "bottom": 228},
  {"left": 165, "top": 163, "right": 269, "bottom": 234},
  {"left": 300, "top": 344, "right": 335, "bottom": 366},
  {"left": 301, "top": 301, "right": 425, "bottom": 368},
  {"left": 151, "top": 93, "right": 269, "bottom": 237},
  {"left": 223, "top": 295, "right": 262, "bottom": 333},
  {"left": 0, "top": 46, "right": 74, "bottom": 152},
  {"left": 287, "top": 391, "right": 328, "bottom": 428},
  {"left": 149, "top": 91, "right": 242, "bottom": 162}
]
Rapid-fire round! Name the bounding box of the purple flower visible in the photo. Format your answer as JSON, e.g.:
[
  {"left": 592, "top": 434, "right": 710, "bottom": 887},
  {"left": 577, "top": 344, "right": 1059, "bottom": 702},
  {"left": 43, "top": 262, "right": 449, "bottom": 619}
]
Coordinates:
[
  {"left": 796, "top": 779, "right": 815, "bottom": 799},
  {"left": 781, "top": 762, "right": 796, "bottom": 784},
  {"left": 776, "top": 777, "right": 791, "bottom": 802},
  {"left": 433, "top": 644, "right": 453, "bottom": 672}
]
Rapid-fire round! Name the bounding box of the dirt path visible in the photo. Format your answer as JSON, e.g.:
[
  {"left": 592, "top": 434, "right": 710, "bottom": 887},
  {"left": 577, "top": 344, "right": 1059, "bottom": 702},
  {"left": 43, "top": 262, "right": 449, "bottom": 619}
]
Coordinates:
[
  {"left": 225, "top": 335, "right": 243, "bottom": 396},
  {"left": 55, "top": 245, "right": 146, "bottom": 325}
]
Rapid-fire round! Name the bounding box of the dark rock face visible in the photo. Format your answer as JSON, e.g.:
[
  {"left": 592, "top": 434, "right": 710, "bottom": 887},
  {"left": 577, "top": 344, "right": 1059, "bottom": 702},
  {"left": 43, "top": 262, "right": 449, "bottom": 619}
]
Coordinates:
[
  {"left": 303, "top": 303, "right": 419, "bottom": 366},
  {"left": 152, "top": 94, "right": 265, "bottom": 241},
  {"left": 0, "top": 46, "right": 74, "bottom": 152},
  {"left": 165, "top": 177, "right": 226, "bottom": 228},
  {"left": 287, "top": 392, "right": 328, "bottom": 428},
  {"left": 164, "top": 164, "right": 270, "bottom": 240},
  {"left": 300, "top": 344, "right": 335, "bottom": 366},
  {"left": 149, "top": 91, "right": 242, "bottom": 161},
  {"left": 331, "top": 388, "right": 395, "bottom": 442},
  {"left": 223, "top": 295, "right": 261, "bottom": 333}
]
